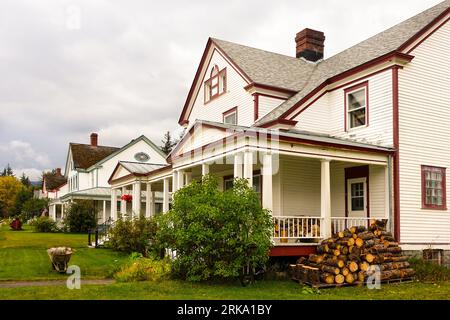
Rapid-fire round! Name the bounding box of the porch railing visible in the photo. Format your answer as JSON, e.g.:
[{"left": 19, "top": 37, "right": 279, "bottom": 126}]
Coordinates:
[
  {"left": 273, "top": 216, "right": 322, "bottom": 240},
  {"left": 331, "top": 217, "right": 387, "bottom": 234}
]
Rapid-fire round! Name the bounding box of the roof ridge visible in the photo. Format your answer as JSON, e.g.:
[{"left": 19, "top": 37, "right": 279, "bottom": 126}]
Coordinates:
[
  {"left": 211, "top": 37, "right": 306, "bottom": 63},
  {"left": 69, "top": 142, "right": 120, "bottom": 149}
]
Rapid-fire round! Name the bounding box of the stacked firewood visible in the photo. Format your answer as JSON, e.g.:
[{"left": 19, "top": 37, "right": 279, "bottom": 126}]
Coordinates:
[{"left": 291, "top": 220, "right": 415, "bottom": 285}]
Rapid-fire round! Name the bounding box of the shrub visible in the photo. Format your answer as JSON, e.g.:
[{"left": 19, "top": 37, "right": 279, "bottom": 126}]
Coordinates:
[
  {"left": 114, "top": 254, "right": 171, "bottom": 282},
  {"left": 409, "top": 258, "right": 450, "bottom": 282},
  {"left": 63, "top": 200, "right": 97, "bottom": 233},
  {"left": 108, "top": 215, "right": 159, "bottom": 257},
  {"left": 30, "top": 216, "right": 58, "bottom": 233},
  {"left": 156, "top": 175, "right": 273, "bottom": 282}
]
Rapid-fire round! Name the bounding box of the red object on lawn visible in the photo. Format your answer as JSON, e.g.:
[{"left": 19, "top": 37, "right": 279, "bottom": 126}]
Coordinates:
[
  {"left": 10, "top": 218, "right": 22, "bottom": 231},
  {"left": 121, "top": 194, "right": 133, "bottom": 203}
]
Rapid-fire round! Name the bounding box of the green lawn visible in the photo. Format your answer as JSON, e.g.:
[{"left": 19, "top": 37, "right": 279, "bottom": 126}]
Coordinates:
[
  {"left": 1, "top": 279, "right": 450, "bottom": 300},
  {"left": 0, "top": 225, "right": 128, "bottom": 280},
  {"left": 1, "top": 223, "right": 450, "bottom": 300}
]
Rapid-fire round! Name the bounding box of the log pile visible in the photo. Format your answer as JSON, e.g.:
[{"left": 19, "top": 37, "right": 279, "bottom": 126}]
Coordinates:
[{"left": 290, "top": 220, "right": 415, "bottom": 286}]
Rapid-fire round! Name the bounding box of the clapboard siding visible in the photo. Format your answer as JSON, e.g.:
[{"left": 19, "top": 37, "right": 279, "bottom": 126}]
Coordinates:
[
  {"left": 295, "top": 70, "right": 393, "bottom": 147},
  {"left": 278, "top": 156, "right": 387, "bottom": 218},
  {"left": 280, "top": 157, "right": 321, "bottom": 216},
  {"left": 258, "top": 96, "right": 285, "bottom": 121},
  {"left": 188, "top": 49, "right": 254, "bottom": 126},
  {"left": 398, "top": 20, "right": 450, "bottom": 244}
]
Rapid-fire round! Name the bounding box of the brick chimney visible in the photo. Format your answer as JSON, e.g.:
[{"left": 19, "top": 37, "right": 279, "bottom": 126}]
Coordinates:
[
  {"left": 295, "top": 28, "right": 325, "bottom": 62},
  {"left": 90, "top": 133, "right": 98, "bottom": 147},
  {"left": 56, "top": 168, "right": 62, "bottom": 176}
]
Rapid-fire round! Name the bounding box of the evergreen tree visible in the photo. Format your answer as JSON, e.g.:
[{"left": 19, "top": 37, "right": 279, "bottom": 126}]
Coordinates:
[
  {"left": 160, "top": 131, "right": 177, "bottom": 155},
  {"left": 1, "top": 164, "right": 14, "bottom": 177},
  {"left": 20, "top": 173, "right": 31, "bottom": 187}
]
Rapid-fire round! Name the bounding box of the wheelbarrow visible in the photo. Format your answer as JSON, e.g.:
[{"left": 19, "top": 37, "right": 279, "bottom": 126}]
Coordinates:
[{"left": 47, "top": 247, "right": 74, "bottom": 273}]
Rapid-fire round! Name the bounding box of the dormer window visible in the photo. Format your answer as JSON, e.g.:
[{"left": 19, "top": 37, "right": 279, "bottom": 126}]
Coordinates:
[{"left": 204, "top": 65, "right": 226, "bottom": 103}]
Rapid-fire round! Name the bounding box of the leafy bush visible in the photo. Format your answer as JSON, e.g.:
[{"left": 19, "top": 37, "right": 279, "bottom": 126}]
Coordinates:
[
  {"left": 20, "top": 198, "right": 49, "bottom": 221},
  {"left": 63, "top": 200, "right": 97, "bottom": 233},
  {"left": 156, "top": 175, "right": 273, "bottom": 282},
  {"left": 108, "top": 215, "right": 159, "bottom": 257},
  {"left": 409, "top": 258, "right": 450, "bottom": 282},
  {"left": 29, "top": 216, "right": 58, "bottom": 233},
  {"left": 114, "top": 254, "right": 171, "bottom": 282}
]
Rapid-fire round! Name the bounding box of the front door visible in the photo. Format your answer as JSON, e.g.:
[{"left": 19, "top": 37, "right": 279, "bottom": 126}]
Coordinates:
[{"left": 347, "top": 177, "right": 368, "bottom": 218}]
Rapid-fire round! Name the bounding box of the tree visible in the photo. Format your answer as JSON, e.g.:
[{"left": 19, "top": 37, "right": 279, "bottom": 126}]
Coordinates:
[
  {"left": 12, "top": 188, "right": 33, "bottom": 217},
  {"left": 63, "top": 200, "right": 97, "bottom": 233},
  {"left": 160, "top": 131, "right": 177, "bottom": 155},
  {"left": 21, "top": 198, "right": 49, "bottom": 221},
  {"left": 1, "top": 164, "right": 14, "bottom": 177},
  {"left": 20, "top": 173, "right": 31, "bottom": 187},
  {"left": 0, "top": 176, "right": 24, "bottom": 217},
  {"left": 156, "top": 175, "right": 273, "bottom": 282}
]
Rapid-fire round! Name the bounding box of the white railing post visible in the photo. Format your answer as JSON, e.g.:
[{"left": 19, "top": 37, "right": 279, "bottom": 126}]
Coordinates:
[{"left": 320, "top": 159, "right": 332, "bottom": 238}]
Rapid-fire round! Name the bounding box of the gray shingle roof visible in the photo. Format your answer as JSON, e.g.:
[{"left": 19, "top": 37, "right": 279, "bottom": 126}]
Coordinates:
[
  {"left": 211, "top": 1, "right": 449, "bottom": 126},
  {"left": 212, "top": 38, "right": 316, "bottom": 92},
  {"left": 119, "top": 161, "right": 167, "bottom": 175}
]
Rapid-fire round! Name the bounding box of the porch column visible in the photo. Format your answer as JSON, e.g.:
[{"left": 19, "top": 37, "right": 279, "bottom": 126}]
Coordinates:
[
  {"left": 110, "top": 188, "right": 117, "bottom": 220},
  {"left": 243, "top": 151, "right": 253, "bottom": 186},
  {"left": 262, "top": 153, "right": 273, "bottom": 212},
  {"left": 177, "top": 170, "right": 184, "bottom": 190},
  {"left": 172, "top": 170, "right": 179, "bottom": 193},
  {"left": 145, "top": 183, "right": 152, "bottom": 217},
  {"left": 234, "top": 153, "right": 243, "bottom": 179},
  {"left": 201, "top": 163, "right": 209, "bottom": 176},
  {"left": 163, "top": 177, "right": 170, "bottom": 213},
  {"left": 151, "top": 191, "right": 156, "bottom": 216},
  {"left": 132, "top": 182, "right": 141, "bottom": 217},
  {"left": 320, "top": 159, "right": 332, "bottom": 238},
  {"left": 102, "top": 200, "right": 107, "bottom": 223},
  {"left": 60, "top": 203, "right": 64, "bottom": 219},
  {"left": 185, "top": 172, "right": 192, "bottom": 185},
  {"left": 120, "top": 187, "right": 127, "bottom": 215}
]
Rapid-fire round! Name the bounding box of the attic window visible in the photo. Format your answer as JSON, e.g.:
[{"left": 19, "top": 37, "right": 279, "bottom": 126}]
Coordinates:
[
  {"left": 223, "top": 107, "right": 237, "bottom": 125},
  {"left": 204, "top": 65, "right": 227, "bottom": 103}
]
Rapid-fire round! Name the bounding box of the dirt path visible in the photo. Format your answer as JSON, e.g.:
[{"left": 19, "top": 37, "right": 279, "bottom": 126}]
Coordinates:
[{"left": 0, "top": 279, "right": 114, "bottom": 288}]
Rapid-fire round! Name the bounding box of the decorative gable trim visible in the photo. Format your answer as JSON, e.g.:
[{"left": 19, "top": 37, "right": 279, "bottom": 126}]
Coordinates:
[{"left": 178, "top": 38, "right": 252, "bottom": 126}]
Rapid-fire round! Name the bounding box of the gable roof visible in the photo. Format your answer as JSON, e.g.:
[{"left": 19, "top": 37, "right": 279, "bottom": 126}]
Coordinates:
[
  {"left": 178, "top": 1, "right": 449, "bottom": 127},
  {"left": 43, "top": 171, "right": 67, "bottom": 191},
  {"left": 255, "top": 0, "right": 450, "bottom": 125},
  {"left": 70, "top": 143, "right": 120, "bottom": 170},
  {"left": 85, "top": 135, "right": 167, "bottom": 171},
  {"left": 108, "top": 161, "right": 171, "bottom": 184}
]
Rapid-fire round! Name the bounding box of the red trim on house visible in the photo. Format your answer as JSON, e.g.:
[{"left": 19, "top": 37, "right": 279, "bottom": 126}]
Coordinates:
[
  {"left": 344, "top": 166, "right": 370, "bottom": 219},
  {"left": 266, "top": 51, "right": 413, "bottom": 124},
  {"left": 222, "top": 106, "right": 238, "bottom": 124},
  {"left": 178, "top": 40, "right": 252, "bottom": 125},
  {"left": 270, "top": 246, "right": 316, "bottom": 257},
  {"left": 204, "top": 66, "right": 227, "bottom": 104},
  {"left": 405, "top": 17, "right": 450, "bottom": 54},
  {"left": 398, "top": 8, "right": 450, "bottom": 53},
  {"left": 344, "top": 81, "right": 369, "bottom": 132},
  {"left": 258, "top": 93, "right": 289, "bottom": 100},
  {"left": 244, "top": 83, "right": 297, "bottom": 96},
  {"left": 392, "top": 66, "right": 400, "bottom": 242},
  {"left": 287, "top": 66, "right": 399, "bottom": 121},
  {"left": 259, "top": 118, "right": 298, "bottom": 129},
  {"left": 253, "top": 93, "right": 259, "bottom": 121},
  {"left": 421, "top": 165, "right": 447, "bottom": 210}
]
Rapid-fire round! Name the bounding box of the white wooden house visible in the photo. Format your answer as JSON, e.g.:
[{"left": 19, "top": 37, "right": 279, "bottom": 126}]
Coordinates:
[
  {"left": 109, "top": 1, "right": 450, "bottom": 258},
  {"left": 46, "top": 133, "right": 167, "bottom": 223}
]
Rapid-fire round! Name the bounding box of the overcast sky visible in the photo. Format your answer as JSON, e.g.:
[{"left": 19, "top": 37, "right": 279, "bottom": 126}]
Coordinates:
[{"left": 0, "top": 0, "right": 443, "bottom": 180}]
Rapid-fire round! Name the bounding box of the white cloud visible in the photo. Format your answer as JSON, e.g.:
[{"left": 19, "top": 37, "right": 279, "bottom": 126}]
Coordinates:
[{"left": 0, "top": 140, "right": 51, "bottom": 170}]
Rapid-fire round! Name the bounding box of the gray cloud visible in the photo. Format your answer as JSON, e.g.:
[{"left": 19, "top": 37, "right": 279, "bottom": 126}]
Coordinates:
[{"left": 0, "top": 0, "right": 442, "bottom": 178}]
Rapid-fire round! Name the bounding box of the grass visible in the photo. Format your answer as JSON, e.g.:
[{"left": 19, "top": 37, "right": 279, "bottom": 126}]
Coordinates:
[
  {"left": 1, "top": 279, "right": 450, "bottom": 300},
  {"left": 0, "top": 224, "right": 128, "bottom": 280},
  {"left": 1, "top": 223, "right": 450, "bottom": 300}
]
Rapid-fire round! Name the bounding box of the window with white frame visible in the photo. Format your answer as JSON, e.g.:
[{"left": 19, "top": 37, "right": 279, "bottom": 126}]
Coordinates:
[{"left": 346, "top": 83, "right": 368, "bottom": 130}]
